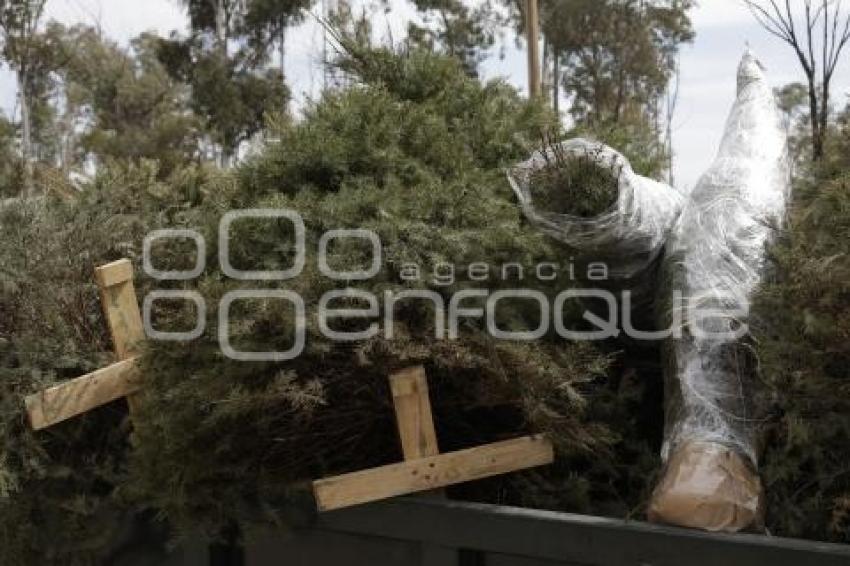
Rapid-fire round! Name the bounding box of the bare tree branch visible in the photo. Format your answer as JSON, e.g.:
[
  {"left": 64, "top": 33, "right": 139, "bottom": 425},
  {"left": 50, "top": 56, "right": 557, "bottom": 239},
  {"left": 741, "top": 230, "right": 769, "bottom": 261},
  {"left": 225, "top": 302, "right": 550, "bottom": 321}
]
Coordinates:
[
  {"left": 805, "top": 2, "right": 818, "bottom": 76},
  {"left": 826, "top": 0, "right": 850, "bottom": 78},
  {"left": 744, "top": 0, "right": 850, "bottom": 159},
  {"left": 743, "top": 0, "right": 793, "bottom": 41}
]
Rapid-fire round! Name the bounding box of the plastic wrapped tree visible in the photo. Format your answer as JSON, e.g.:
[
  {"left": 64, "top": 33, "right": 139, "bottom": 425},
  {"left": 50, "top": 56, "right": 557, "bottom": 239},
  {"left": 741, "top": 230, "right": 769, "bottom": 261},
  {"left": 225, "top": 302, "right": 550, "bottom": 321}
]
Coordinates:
[{"left": 510, "top": 50, "right": 791, "bottom": 533}]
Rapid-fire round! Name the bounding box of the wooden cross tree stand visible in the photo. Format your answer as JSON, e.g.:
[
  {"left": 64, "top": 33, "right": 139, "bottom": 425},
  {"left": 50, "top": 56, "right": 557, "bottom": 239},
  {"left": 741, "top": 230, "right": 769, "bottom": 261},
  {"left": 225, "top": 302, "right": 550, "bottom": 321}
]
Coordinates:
[
  {"left": 26, "top": 259, "right": 145, "bottom": 430},
  {"left": 312, "top": 366, "right": 554, "bottom": 511},
  {"left": 24, "top": 258, "right": 556, "bottom": 513}
]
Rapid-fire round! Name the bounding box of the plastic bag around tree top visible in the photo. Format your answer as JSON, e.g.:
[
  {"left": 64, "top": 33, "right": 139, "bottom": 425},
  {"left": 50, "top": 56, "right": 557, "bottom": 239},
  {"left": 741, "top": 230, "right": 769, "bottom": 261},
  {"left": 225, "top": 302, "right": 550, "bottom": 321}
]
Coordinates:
[
  {"left": 507, "top": 138, "right": 685, "bottom": 280},
  {"left": 649, "top": 50, "right": 791, "bottom": 532}
]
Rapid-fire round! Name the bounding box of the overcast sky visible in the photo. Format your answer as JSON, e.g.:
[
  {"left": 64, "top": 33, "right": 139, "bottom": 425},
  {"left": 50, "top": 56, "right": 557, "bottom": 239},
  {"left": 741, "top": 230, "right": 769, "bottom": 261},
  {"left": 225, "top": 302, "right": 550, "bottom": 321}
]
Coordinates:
[{"left": 1, "top": 0, "right": 848, "bottom": 189}]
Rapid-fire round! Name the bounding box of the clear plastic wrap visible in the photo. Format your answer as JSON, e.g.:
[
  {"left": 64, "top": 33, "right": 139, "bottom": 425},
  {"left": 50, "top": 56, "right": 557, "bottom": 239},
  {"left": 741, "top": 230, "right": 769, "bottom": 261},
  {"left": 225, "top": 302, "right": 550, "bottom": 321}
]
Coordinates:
[
  {"left": 658, "top": 50, "right": 790, "bottom": 465},
  {"left": 509, "top": 51, "right": 789, "bottom": 533},
  {"left": 648, "top": 51, "right": 790, "bottom": 532},
  {"left": 507, "top": 138, "right": 685, "bottom": 280}
]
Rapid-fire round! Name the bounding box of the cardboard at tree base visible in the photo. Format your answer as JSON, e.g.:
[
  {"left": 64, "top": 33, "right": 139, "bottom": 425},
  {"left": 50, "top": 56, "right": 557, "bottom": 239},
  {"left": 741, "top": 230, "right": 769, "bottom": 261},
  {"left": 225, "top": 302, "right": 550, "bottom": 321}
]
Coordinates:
[{"left": 648, "top": 441, "right": 764, "bottom": 532}]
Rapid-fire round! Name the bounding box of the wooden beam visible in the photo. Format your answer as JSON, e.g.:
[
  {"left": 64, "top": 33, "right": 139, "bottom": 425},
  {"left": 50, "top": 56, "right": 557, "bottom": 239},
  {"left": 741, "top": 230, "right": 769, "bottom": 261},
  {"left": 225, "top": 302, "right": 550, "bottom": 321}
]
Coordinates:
[
  {"left": 313, "top": 435, "right": 554, "bottom": 512},
  {"left": 25, "top": 357, "right": 141, "bottom": 430},
  {"left": 95, "top": 259, "right": 145, "bottom": 414},
  {"left": 390, "top": 366, "right": 440, "bottom": 460},
  {"left": 390, "top": 366, "right": 444, "bottom": 498},
  {"left": 95, "top": 259, "right": 145, "bottom": 360},
  {"left": 94, "top": 258, "right": 134, "bottom": 289}
]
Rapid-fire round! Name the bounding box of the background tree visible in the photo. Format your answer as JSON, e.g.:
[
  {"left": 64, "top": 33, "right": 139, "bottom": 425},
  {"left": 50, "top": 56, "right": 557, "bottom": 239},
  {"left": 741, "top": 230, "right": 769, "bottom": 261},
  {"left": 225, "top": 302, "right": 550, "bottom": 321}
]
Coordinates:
[
  {"left": 744, "top": 0, "right": 850, "bottom": 160},
  {"left": 240, "top": 0, "right": 313, "bottom": 73},
  {"left": 534, "top": 0, "right": 694, "bottom": 177},
  {"left": 48, "top": 25, "right": 201, "bottom": 177},
  {"left": 541, "top": 0, "right": 693, "bottom": 125},
  {"left": 12, "top": 24, "right": 61, "bottom": 169},
  {"left": 0, "top": 112, "right": 20, "bottom": 196},
  {"left": 156, "top": 35, "right": 287, "bottom": 167},
  {"left": 177, "top": 0, "right": 312, "bottom": 80},
  {"left": 775, "top": 81, "right": 811, "bottom": 165},
  {"left": 0, "top": 0, "right": 47, "bottom": 196},
  {"left": 752, "top": 100, "right": 850, "bottom": 542},
  {"left": 155, "top": 0, "right": 309, "bottom": 166},
  {"left": 407, "top": 0, "right": 503, "bottom": 76},
  {"left": 182, "top": 0, "right": 235, "bottom": 56}
]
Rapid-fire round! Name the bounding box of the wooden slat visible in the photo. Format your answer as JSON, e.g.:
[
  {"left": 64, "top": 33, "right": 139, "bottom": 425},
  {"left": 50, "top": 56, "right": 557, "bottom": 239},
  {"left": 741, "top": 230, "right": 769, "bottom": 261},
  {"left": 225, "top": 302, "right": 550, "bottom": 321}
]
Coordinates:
[
  {"left": 95, "top": 258, "right": 146, "bottom": 414},
  {"left": 25, "top": 357, "right": 141, "bottom": 430},
  {"left": 94, "top": 258, "right": 134, "bottom": 288},
  {"left": 96, "top": 261, "right": 145, "bottom": 360},
  {"left": 390, "top": 366, "right": 440, "bottom": 460},
  {"left": 313, "top": 435, "right": 554, "bottom": 512}
]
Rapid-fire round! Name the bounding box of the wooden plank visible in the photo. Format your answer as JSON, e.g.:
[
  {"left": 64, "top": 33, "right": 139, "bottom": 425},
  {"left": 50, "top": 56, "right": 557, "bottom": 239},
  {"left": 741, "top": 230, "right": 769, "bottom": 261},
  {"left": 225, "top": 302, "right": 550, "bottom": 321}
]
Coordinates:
[
  {"left": 25, "top": 357, "right": 141, "bottom": 430},
  {"left": 390, "top": 366, "right": 445, "bottom": 499},
  {"left": 313, "top": 435, "right": 553, "bottom": 512},
  {"left": 95, "top": 259, "right": 146, "bottom": 413},
  {"left": 390, "top": 366, "right": 440, "bottom": 460},
  {"left": 96, "top": 261, "right": 145, "bottom": 360},
  {"left": 94, "top": 258, "right": 134, "bottom": 288}
]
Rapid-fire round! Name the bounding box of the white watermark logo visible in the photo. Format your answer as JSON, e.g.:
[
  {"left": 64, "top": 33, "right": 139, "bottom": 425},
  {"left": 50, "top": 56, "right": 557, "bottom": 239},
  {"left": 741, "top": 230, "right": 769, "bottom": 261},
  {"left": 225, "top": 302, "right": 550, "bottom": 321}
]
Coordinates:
[{"left": 142, "top": 209, "right": 750, "bottom": 361}]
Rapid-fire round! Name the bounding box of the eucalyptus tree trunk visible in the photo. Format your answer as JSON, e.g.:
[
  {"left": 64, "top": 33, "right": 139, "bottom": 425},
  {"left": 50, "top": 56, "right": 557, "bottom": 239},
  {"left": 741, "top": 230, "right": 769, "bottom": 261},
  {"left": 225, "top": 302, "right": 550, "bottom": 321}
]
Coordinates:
[
  {"left": 279, "top": 26, "right": 289, "bottom": 114},
  {"left": 541, "top": 36, "right": 550, "bottom": 104},
  {"left": 552, "top": 50, "right": 560, "bottom": 116},
  {"left": 17, "top": 68, "right": 33, "bottom": 198},
  {"left": 214, "top": 0, "right": 227, "bottom": 57},
  {"left": 805, "top": 69, "right": 823, "bottom": 160},
  {"left": 211, "top": 0, "right": 230, "bottom": 166},
  {"left": 279, "top": 27, "right": 286, "bottom": 77}
]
